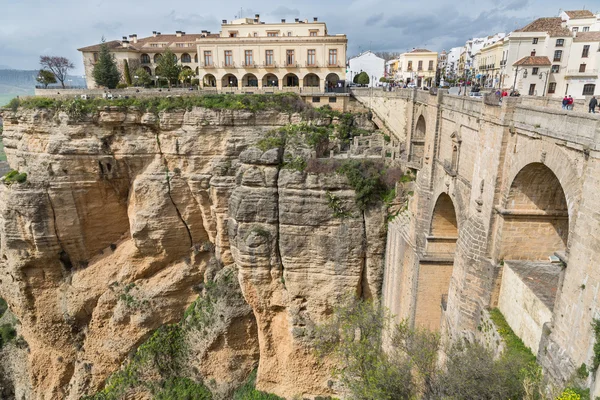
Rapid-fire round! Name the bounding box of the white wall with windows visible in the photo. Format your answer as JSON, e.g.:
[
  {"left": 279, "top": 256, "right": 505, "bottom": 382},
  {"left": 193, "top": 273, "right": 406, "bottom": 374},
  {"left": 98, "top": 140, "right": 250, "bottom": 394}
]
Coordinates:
[{"left": 347, "top": 51, "right": 385, "bottom": 87}]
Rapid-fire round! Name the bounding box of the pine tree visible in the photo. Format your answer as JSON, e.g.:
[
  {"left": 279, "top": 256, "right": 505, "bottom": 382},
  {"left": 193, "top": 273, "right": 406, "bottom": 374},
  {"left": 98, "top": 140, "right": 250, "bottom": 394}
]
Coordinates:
[
  {"left": 156, "top": 48, "right": 181, "bottom": 88},
  {"left": 92, "top": 38, "right": 121, "bottom": 89},
  {"left": 123, "top": 60, "right": 132, "bottom": 86}
]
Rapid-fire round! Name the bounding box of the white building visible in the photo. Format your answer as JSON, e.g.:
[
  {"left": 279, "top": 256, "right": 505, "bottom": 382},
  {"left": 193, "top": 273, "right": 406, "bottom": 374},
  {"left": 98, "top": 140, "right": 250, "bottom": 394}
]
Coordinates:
[
  {"left": 445, "top": 47, "right": 462, "bottom": 79},
  {"left": 347, "top": 51, "right": 385, "bottom": 87}
]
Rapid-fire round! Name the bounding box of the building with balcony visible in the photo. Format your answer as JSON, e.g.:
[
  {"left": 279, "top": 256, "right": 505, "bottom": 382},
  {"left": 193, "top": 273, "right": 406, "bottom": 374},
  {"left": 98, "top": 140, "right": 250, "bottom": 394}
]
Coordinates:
[
  {"left": 476, "top": 38, "right": 506, "bottom": 87},
  {"left": 396, "top": 49, "right": 438, "bottom": 88},
  {"left": 78, "top": 15, "right": 347, "bottom": 92}
]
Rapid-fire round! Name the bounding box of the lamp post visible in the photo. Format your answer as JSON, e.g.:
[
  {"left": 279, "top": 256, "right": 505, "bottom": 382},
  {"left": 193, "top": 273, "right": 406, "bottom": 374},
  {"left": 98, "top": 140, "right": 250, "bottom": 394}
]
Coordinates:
[{"left": 539, "top": 70, "right": 550, "bottom": 97}]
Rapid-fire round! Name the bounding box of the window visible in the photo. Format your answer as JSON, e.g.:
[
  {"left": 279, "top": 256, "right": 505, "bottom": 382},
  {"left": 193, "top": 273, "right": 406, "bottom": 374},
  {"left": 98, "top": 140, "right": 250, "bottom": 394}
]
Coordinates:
[
  {"left": 582, "top": 45, "right": 590, "bottom": 58},
  {"left": 93, "top": 53, "right": 98, "bottom": 62},
  {"left": 204, "top": 51, "right": 212, "bottom": 66},
  {"left": 583, "top": 84, "right": 595, "bottom": 95},
  {"left": 407, "top": 61, "right": 413, "bottom": 71},
  {"left": 572, "top": 27, "right": 579, "bottom": 33},
  {"left": 267, "top": 31, "right": 278, "bottom": 37},
  {"left": 579, "top": 64, "right": 586, "bottom": 73},
  {"left": 551, "top": 65, "right": 559, "bottom": 73},
  {"left": 286, "top": 50, "right": 295, "bottom": 66},
  {"left": 307, "top": 49, "right": 316, "bottom": 65},
  {"left": 141, "top": 54, "right": 150, "bottom": 64},
  {"left": 181, "top": 53, "right": 191, "bottom": 63},
  {"left": 312, "top": 97, "right": 320, "bottom": 103},
  {"left": 548, "top": 82, "right": 556, "bottom": 94},
  {"left": 556, "top": 39, "right": 564, "bottom": 47},
  {"left": 329, "top": 97, "right": 337, "bottom": 103},
  {"left": 532, "top": 38, "right": 538, "bottom": 44},
  {"left": 328, "top": 49, "right": 338, "bottom": 66},
  {"left": 418, "top": 60, "right": 423, "bottom": 71},
  {"left": 532, "top": 67, "right": 539, "bottom": 75},
  {"left": 287, "top": 32, "right": 292, "bottom": 37},
  {"left": 428, "top": 60, "right": 434, "bottom": 71},
  {"left": 530, "top": 50, "right": 536, "bottom": 56},
  {"left": 150, "top": 43, "right": 160, "bottom": 48},
  {"left": 523, "top": 69, "right": 528, "bottom": 78},
  {"left": 229, "top": 31, "right": 238, "bottom": 37},
  {"left": 244, "top": 50, "right": 253, "bottom": 66},
  {"left": 310, "top": 31, "right": 318, "bottom": 37},
  {"left": 265, "top": 50, "right": 274, "bottom": 66},
  {"left": 253, "top": 32, "right": 258, "bottom": 37},
  {"left": 528, "top": 84, "right": 536, "bottom": 96},
  {"left": 224, "top": 50, "right": 233, "bottom": 66},
  {"left": 583, "top": 27, "right": 590, "bottom": 32},
  {"left": 553, "top": 50, "right": 562, "bottom": 61}
]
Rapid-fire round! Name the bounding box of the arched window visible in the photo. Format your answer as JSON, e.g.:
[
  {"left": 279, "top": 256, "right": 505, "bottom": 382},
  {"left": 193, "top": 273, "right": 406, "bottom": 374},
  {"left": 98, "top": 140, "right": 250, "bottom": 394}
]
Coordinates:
[
  {"left": 154, "top": 54, "right": 162, "bottom": 63},
  {"left": 181, "top": 53, "right": 191, "bottom": 63},
  {"left": 141, "top": 54, "right": 150, "bottom": 64}
]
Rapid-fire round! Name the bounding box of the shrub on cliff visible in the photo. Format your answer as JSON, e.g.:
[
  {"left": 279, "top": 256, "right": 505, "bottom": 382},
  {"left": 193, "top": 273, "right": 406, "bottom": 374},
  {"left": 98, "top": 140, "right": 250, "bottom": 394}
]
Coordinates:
[
  {"left": 0, "top": 298, "right": 6, "bottom": 318},
  {"left": 336, "top": 160, "right": 388, "bottom": 210},
  {"left": 2, "top": 170, "right": 27, "bottom": 185}
]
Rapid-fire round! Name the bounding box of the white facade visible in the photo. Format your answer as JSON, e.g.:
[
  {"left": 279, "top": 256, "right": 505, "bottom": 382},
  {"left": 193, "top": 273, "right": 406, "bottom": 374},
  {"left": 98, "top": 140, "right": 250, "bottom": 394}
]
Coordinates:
[
  {"left": 445, "top": 47, "right": 462, "bottom": 78},
  {"left": 347, "top": 51, "right": 385, "bottom": 87}
]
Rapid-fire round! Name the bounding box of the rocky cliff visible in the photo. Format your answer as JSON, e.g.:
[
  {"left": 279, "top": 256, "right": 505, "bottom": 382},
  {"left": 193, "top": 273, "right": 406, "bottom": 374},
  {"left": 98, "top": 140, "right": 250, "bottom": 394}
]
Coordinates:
[{"left": 0, "top": 98, "right": 388, "bottom": 399}]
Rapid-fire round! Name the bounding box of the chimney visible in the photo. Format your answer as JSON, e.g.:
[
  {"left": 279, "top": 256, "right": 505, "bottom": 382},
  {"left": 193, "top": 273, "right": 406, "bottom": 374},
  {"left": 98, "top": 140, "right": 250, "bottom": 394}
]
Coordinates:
[
  {"left": 281, "top": 18, "right": 286, "bottom": 23},
  {"left": 222, "top": 19, "right": 227, "bottom": 24},
  {"left": 152, "top": 31, "right": 157, "bottom": 37},
  {"left": 295, "top": 18, "right": 299, "bottom": 22},
  {"left": 129, "top": 34, "right": 138, "bottom": 43},
  {"left": 255, "top": 13, "right": 260, "bottom": 20},
  {"left": 176, "top": 30, "right": 182, "bottom": 37},
  {"left": 157, "top": 32, "right": 161, "bottom": 35},
  {"left": 121, "top": 36, "right": 129, "bottom": 47},
  {"left": 313, "top": 17, "right": 318, "bottom": 22}
]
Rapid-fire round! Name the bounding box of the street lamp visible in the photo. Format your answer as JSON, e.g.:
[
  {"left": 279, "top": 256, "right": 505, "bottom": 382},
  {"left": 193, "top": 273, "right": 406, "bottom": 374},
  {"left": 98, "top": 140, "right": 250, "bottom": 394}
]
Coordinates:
[{"left": 538, "top": 71, "right": 550, "bottom": 97}]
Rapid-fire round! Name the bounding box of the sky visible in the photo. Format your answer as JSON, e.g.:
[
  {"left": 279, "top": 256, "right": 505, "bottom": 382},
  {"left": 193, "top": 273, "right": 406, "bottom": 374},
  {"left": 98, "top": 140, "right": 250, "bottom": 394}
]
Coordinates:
[{"left": 0, "top": 0, "right": 595, "bottom": 75}]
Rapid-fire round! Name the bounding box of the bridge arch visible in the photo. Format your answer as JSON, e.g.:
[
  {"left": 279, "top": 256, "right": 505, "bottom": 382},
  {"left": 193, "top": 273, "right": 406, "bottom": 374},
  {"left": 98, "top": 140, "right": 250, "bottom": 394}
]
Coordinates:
[
  {"left": 410, "top": 115, "right": 426, "bottom": 165},
  {"left": 415, "top": 192, "right": 459, "bottom": 331}
]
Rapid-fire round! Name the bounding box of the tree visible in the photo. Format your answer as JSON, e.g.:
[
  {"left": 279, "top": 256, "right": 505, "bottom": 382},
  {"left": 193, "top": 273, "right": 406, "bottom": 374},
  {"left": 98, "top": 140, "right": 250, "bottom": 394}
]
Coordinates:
[
  {"left": 36, "top": 70, "right": 57, "bottom": 88},
  {"left": 357, "top": 72, "right": 370, "bottom": 86},
  {"left": 178, "top": 69, "right": 195, "bottom": 87},
  {"left": 123, "top": 60, "right": 132, "bottom": 85},
  {"left": 92, "top": 38, "right": 121, "bottom": 89},
  {"left": 133, "top": 68, "right": 152, "bottom": 87},
  {"left": 156, "top": 48, "right": 181, "bottom": 87},
  {"left": 39, "top": 56, "right": 74, "bottom": 88},
  {"left": 373, "top": 51, "right": 402, "bottom": 61}
]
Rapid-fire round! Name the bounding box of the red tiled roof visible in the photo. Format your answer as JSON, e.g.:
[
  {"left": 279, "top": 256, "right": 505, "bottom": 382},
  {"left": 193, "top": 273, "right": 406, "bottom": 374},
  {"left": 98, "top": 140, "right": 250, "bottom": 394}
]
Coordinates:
[
  {"left": 564, "top": 10, "right": 595, "bottom": 19},
  {"left": 515, "top": 17, "right": 571, "bottom": 37},
  {"left": 574, "top": 31, "right": 600, "bottom": 42},
  {"left": 513, "top": 56, "right": 552, "bottom": 66},
  {"left": 78, "top": 33, "right": 218, "bottom": 53},
  {"left": 410, "top": 48, "right": 433, "bottom": 53}
]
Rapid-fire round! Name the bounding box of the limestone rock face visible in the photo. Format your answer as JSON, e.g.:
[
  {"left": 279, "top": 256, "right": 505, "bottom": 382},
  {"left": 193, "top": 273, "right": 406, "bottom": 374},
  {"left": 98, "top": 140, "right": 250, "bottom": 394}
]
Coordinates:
[{"left": 0, "top": 105, "right": 386, "bottom": 399}]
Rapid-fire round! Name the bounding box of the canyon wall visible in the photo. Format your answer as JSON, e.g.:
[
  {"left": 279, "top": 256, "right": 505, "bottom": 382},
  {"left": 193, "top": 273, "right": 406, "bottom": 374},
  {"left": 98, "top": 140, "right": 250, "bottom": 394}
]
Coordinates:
[{"left": 0, "top": 103, "right": 386, "bottom": 399}]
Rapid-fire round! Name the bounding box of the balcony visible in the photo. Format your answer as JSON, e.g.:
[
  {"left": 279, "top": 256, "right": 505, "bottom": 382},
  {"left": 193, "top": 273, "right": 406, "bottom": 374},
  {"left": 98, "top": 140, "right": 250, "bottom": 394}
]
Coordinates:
[
  {"left": 565, "top": 68, "right": 598, "bottom": 77},
  {"left": 284, "top": 62, "right": 299, "bottom": 68},
  {"left": 201, "top": 62, "right": 215, "bottom": 68},
  {"left": 242, "top": 62, "right": 257, "bottom": 68},
  {"left": 328, "top": 62, "right": 341, "bottom": 68},
  {"left": 222, "top": 62, "right": 236, "bottom": 68},
  {"left": 305, "top": 61, "right": 319, "bottom": 67},
  {"left": 263, "top": 63, "right": 277, "bottom": 68}
]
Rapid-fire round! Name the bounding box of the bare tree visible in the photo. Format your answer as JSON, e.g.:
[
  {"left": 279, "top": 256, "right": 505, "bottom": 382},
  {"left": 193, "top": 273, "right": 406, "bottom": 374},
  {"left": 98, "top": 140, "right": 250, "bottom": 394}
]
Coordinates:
[
  {"left": 373, "top": 51, "right": 402, "bottom": 61},
  {"left": 39, "top": 56, "right": 74, "bottom": 88}
]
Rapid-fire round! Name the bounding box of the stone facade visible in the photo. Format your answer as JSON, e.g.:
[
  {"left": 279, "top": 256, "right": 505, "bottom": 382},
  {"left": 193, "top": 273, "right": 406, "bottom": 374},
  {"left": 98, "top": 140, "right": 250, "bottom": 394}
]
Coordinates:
[{"left": 353, "top": 87, "right": 600, "bottom": 394}]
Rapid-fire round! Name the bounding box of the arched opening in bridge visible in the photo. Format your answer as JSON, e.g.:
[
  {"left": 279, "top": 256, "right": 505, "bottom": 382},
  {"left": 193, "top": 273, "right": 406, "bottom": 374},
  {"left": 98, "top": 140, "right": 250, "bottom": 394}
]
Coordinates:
[
  {"left": 303, "top": 73, "right": 320, "bottom": 88},
  {"left": 500, "top": 162, "right": 568, "bottom": 260},
  {"left": 242, "top": 73, "right": 259, "bottom": 87},
  {"left": 283, "top": 73, "right": 299, "bottom": 87},
  {"left": 410, "top": 115, "right": 426, "bottom": 165},
  {"left": 203, "top": 74, "right": 216, "bottom": 87},
  {"left": 222, "top": 74, "right": 238, "bottom": 88},
  {"left": 495, "top": 162, "right": 569, "bottom": 352},
  {"left": 262, "top": 74, "right": 278, "bottom": 87},
  {"left": 415, "top": 193, "right": 458, "bottom": 331}
]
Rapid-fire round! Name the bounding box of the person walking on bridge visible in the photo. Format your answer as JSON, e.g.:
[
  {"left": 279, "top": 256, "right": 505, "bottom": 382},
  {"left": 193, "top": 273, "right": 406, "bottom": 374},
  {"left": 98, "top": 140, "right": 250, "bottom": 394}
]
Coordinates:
[{"left": 590, "top": 96, "right": 598, "bottom": 113}]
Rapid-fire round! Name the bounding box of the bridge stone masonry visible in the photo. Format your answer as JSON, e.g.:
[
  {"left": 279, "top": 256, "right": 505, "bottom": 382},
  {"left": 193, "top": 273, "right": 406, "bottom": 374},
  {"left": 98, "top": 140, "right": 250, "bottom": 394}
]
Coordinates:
[{"left": 351, "top": 87, "right": 600, "bottom": 393}]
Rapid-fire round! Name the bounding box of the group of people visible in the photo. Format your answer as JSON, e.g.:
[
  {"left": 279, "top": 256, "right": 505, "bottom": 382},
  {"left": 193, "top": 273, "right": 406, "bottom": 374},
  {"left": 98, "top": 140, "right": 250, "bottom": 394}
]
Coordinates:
[{"left": 562, "top": 95, "right": 575, "bottom": 110}]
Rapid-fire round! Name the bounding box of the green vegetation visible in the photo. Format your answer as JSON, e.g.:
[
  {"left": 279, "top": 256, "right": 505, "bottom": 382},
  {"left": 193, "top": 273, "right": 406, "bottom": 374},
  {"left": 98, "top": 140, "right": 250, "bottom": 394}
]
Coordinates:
[
  {"left": 233, "top": 370, "right": 284, "bottom": 400},
  {"left": 7, "top": 93, "right": 310, "bottom": 116},
  {"left": 489, "top": 308, "right": 536, "bottom": 365},
  {"left": 282, "top": 154, "right": 307, "bottom": 172},
  {"left": 133, "top": 67, "right": 152, "bottom": 87},
  {"left": 326, "top": 191, "right": 352, "bottom": 219},
  {"left": 592, "top": 318, "right": 600, "bottom": 371},
  {"left": 2, "top": 170, "right": 27, "bottom": 184},
  {"left": 154, "top": 377, "right": 212, "bottom": 400},
  {"left": 156, "top": 48, "right": 181, "bottom": 87},
  {"left": 36, "top": 69, "right": 57, "bottom": 88},
  {"left": 0, "top": 298, "right": 6, "bottom": 318},
  {"left": 0, "top": 323, "right": 16, "bottom": 349},
  {"left": 336, "top": 160, "right": 389, "bottom": 210},
  {"left": 123, "top": 60, "right": 132, "bottom": 86},
  {"left": 92, "top": 37, "right": 121, "bottom": 89},
  {"left": 179, "top": 69, "right": 195, "bottom": 87}
]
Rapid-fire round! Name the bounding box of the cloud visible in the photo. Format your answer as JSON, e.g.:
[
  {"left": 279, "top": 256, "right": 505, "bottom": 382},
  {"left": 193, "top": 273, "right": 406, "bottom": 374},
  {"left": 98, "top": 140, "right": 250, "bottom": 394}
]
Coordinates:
[{"left": 365, "top": 13, "right": 384, "bottom": 26}]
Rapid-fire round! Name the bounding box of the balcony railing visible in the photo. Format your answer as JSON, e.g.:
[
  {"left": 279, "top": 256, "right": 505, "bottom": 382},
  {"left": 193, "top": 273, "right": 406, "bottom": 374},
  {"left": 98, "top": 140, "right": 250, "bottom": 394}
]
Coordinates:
[
  {"left": 263, "top": 63, "right": 277, "bottom": 68},
  {"left": 284, "top": 62, "right": 299, "bottom": 68},
  {"left": 242, "top": 62, "right": 257, "bottom": 68},
  {"left": 201, "top": 62, "right": 215, "bottom": 68},
  {"left": 222, "top": 62, "right": 236, "bottom": 68},
  {"left": 328, "top": 62, "right": 341, "bottom": 68},
  {"left": 305, "top": 61, "right": 319, "bottom": 67}
]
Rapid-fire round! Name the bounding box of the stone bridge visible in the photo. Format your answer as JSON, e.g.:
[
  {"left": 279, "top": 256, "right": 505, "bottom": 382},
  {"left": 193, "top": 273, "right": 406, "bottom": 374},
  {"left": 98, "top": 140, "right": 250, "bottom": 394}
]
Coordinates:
[{"left": 351, "top": 88, "right": 600, "bottom": 393}]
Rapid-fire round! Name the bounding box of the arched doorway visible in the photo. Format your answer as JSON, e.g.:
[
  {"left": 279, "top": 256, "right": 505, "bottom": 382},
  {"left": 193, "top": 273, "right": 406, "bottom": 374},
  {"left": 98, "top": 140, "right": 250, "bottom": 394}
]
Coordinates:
[
  {"left": 325, "top": 73, "right": 340, "bottom": 92},
  {"left": 410, "top": 115, "right": 426, "bottom": 165},
  {"left": 283, "top": 73, "right": 299, "bottom": 87},
  {"left": 203, "top": 74, "right": 216, "bottom": 88},
  {"left": 303, "top": 73, "right": 320, "bottom": 88},
  {"left": 262, "top": 74, "right": 279, "bottom": 88},
  {"left": 242, "top": 73, "right": 258, "bottom": 87},
  {"left": 222, "top": 74, "right": 238, "bottom": 88},
  {"left": 500, "top": 163, "right": 568, "bottom": 260},
  {"left": 415, "top": 193, "right": 458, "bottom": 331}
]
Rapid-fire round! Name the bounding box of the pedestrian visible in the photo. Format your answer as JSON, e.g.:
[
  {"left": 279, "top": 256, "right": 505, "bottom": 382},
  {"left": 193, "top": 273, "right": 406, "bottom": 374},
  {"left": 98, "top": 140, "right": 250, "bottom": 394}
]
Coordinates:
[
  {"left": 502, "top": 90, "right": 508, "bottom": 97},
  {"left": 589, "top": 96, "right": 597, "bottom": 113},
  {"left": 568, "top": 95, "right": 574, "bottom": 110},
  {"left": 562, "top": 95, "right": 569, "bottom": 109}
]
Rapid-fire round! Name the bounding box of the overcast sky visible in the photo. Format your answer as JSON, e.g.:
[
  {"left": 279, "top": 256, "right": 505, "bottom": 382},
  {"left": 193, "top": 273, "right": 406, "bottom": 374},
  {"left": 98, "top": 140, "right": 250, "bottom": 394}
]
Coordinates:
[{"left": 0, "top": 0, "right": 594, "bottom": 74}]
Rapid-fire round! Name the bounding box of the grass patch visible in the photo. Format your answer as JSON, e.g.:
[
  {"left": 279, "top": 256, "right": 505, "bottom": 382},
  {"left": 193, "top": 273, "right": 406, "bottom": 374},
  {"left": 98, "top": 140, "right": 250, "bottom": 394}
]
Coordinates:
[
  {"left": 489, "top": 308, "right": 536, "bottom": 364},
  {"left": 0, "top": 298, "right": 6, "bottom": 319},
  {"left": 2, "top": 169, "right": 27, "bottom": 184},
  {"left": 336, "top": 159, "right": 388, "bottom": 210},
  {"left": 233, "top": 370, "right": 284, "bottom": 400}
]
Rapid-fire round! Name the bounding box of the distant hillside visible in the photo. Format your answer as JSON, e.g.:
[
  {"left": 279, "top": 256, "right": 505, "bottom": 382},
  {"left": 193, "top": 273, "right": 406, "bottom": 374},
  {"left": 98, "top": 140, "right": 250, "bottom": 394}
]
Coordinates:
[{"left": 0, "top": 69, "right": 86, "bottom": 96}]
